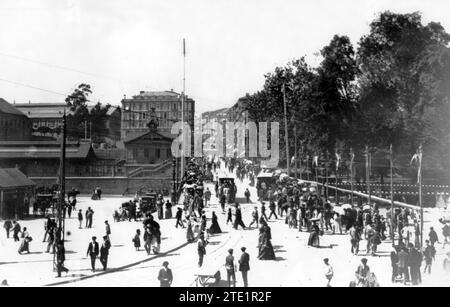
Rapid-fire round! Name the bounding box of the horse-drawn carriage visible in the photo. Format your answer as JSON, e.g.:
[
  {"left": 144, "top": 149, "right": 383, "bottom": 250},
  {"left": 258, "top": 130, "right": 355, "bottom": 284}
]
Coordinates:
[
  {"left": 218, "top": 175, "right": 236, "bottom": 203},
  {"left": 33, "top": 186, "right": 59, "bottom": 216}
]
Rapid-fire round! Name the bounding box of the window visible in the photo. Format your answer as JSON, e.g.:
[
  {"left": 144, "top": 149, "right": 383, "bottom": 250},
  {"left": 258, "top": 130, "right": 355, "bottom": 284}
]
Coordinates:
[{"left": 156, "top": 148, "right": 160, "bottom": 159}]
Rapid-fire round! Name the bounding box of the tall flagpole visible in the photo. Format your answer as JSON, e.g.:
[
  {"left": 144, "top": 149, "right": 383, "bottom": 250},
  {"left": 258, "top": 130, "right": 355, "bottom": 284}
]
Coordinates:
[
  {"left": 390, "top": 144, "right": 394, "bottom": 245},
  {"left": 419, "top": 144, "right": 423, "bottom": 249},
  {"left": 350, "top": 148, "right": 354, "bottom": 207},
  {"left": 283, "top": 83, "right": 290, "bottom": 176},
  {"left": 181, "top": 38, "right": 186, "bottom": 181}
]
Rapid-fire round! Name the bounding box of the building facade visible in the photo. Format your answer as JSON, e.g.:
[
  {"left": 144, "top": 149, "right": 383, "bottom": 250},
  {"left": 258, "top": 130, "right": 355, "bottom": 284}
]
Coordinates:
[
  {"left": 0, "top": 98, "right": 32, "bottom": 141},
  {"left": 121, "top": 90, "right": 195, "bottom": 139},
  {"left": 16, "top": 103, "right": 122, "bottom": 143}
]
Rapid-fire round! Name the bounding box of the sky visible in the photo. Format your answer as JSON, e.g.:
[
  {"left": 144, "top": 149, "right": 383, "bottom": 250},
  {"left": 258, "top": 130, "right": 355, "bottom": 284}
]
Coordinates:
[{"left": 0, "top": 0, "right": 449, "bottom": 114}]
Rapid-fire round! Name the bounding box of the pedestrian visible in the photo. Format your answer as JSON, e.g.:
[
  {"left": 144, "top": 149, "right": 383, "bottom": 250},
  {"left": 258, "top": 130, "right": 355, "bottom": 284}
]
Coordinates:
[
  {"left": 323, "top": 258, "right": 334, "bottom": 287},
  {"left": 225, "top": 249, "right": 236, "bottom": 287},
  {"left": 78, "top": 210, "right": 83, "bottom": 229},
  {"left": 133, "top": 229, "right": 141, "bottom": 251},
  {"left": 226, "top": 208, "right": 233, "bottom": 224},
  {"left": 105, "top": 220, "right": 111, "bottom": 241},
  {"left": 144, "top": 227, "right": 152, "bottom": 255},
  {"left": 233, "top": 204, "right": 246, "bottom": 230},
  {"left": 11, "top": 221, "right": 21, "bottom": 242},
  {"left": 100, "top": 236, "right": 111, "bottom": 271},
  {"left": 429, "top": 227, "right": 439, "bottom": 247},
  {"left": 186, "top": 219, "right": 195, "bottom": 242},
  {"left": 407, "top": 243, "right": 422, "bottom": 285},
  {"left": 220, "top": 193, "right": 226, "bottom": 212},
  {"left": 423, "top": 240, "right": 435, "bottom": 274},
  {"left": 258, "top": 218, "right": 276, "bottom": 260},
  {"left": 355, "top": 258, "right": 370, "bottom": 286},
  {"left": 86, "top": 236, "right": 99, "bottom": 272},
  {"left": 390, "top": 249, "right": 399, "bottom": 283},
  {"left": 209, "top": 211, "right": 222, "bottom": 234},
  {"left": 204, "top": 188, "right": 211, "bottom": 207},
  {"left": 197, "top": 233, "right": 207, "bottom": 267},
  {"left": 261, "top": 202, "right": 268, "bottom": 221},
  {"left": 397, "top": 247, "right": 409, "bottom": 284},
  {"left": 18, "top": 228, "right": 32, "bottom": 254},
  {"left": 349, "top": 225, "right": 360, "bottom": 255},
  {"left": 249, "top": 207, "right": 259, "bottom": 228},
  {"left": 245, "top": 188, "right": 251, "bottom": 203},
  {"left": 175, "top": 208, "right": 185, "bottom": 228},
  {"left": 268, "top": 201, "right": 278, "bottom": 220},
  {"left": 165, "top": 200, "right": 173, "bottom": 219},
  {"left": 158, "top": 261, "right": 173, "bottom": 287},
  {"left": 443, "top": 223, "right": 450, "bottom": 248},
  {"left": 56, "top": 240, "right": 69, "bottom": 277},
  {"left": 3, "top": 220, "right": 12, "bottom": 239},
  {"left": 238, "top": 247, "right": 250, "bottom": 287}
]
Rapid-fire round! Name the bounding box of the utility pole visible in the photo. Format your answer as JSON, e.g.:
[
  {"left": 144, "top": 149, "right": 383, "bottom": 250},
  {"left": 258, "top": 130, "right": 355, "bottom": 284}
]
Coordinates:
[
  {"left": 282, "top": 83, "right": 290, "bottom": 176},
  {"left": 181, "top": 38, "right": 186, "bottom": 180},
  {"left": 54, "top": 111, "right": 66, "bottom": 272}
]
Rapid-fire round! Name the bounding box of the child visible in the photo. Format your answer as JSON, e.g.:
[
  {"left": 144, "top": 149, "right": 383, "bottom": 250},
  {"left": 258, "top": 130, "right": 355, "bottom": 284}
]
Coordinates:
[
  {"left": 132, "top": 229, "right": 141, "bottom": 251},
  {"left": 227, "top": 208, "right": 233, "bottom": 224}
]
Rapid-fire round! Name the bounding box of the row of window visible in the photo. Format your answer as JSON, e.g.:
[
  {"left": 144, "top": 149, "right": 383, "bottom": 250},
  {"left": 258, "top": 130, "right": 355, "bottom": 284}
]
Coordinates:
[
  {"left": 130, "top": 147, "right": 172, "bottom": 160},
  {"left": 123, "top": 102, "right": 194, "bottom": 111}
]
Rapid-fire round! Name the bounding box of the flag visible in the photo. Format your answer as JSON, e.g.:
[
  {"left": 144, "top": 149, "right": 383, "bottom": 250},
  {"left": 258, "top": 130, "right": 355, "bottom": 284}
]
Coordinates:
[{"left": 313, "top": 155, "right": 319, "bottom": 167}]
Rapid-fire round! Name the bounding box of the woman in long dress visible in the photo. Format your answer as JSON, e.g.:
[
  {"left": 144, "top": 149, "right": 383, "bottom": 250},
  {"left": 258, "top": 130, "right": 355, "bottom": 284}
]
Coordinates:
[
  {"left": 257, "top": 218, "right": 276, "bottom": 260},
  {"left": 209, "top": 211, "right": 222, "bottom": 234},
  {"left": 186, "top": 219, "right": 195, "bottom": 243},
  {"left": 308, "top": 222, "right": 320, "bottom": 247},
  {"left": 165, "top": 201, "right": 173, "bottom": 219}
]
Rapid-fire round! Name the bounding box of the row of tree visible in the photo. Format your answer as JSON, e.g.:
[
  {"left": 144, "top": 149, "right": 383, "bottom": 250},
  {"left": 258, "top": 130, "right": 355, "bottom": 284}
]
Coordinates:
[
  {"left": 65, "top": 83, "right": 113, "bottom": 142},
  {"left": 242, "top": 11, "right": 450, "bottom": 182}
]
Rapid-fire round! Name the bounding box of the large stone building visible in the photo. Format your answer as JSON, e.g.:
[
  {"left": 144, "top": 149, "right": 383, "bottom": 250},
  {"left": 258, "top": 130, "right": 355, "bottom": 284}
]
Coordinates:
[
  {"left": 121, "top": 90, "right": 195, "bottom": 139},
  {"left": 0, "top": 98, "right": 32, "bottom": 141}
]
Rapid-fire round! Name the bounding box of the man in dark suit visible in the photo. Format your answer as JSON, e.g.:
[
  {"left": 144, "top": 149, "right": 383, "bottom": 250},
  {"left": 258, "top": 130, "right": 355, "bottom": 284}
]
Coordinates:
[
  {"left": 158, "top": 261, "right": 173, "bottom": 287},
  {"left": 225, "top": 249, "right": 236, "bottom": 287},
  {"left": 86, "top": 236, "right": 99, "bottom": 272},
  {"left": 99, "top": 236, "right": 111, "bottom": 271},
  {"left": 239, "top": 247, "right": 250, "bottom": 287}
]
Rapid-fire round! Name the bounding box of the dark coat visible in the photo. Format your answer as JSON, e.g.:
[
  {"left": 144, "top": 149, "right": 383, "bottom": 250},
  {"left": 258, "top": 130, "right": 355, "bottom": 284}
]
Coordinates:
[
  {"left": 100, "top": 241, "right": 111, "bottom": 257},
  {"left": 87, "top": 242, "right": 99, "bottom": 257},
  {"left": 239, "top": 252, "right": 250, "bottom": 272}
]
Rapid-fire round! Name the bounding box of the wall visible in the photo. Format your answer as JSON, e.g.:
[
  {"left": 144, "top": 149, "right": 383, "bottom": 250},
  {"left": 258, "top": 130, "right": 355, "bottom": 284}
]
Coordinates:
[
  {"left": 0, "top": 113, "right": 32, "bottom": 141},
  {"left": 30, "top": 177, "right": 173, "bottom": 194}
]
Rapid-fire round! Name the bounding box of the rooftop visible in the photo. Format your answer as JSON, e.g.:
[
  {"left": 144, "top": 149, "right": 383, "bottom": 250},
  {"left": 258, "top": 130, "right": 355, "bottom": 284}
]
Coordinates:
[
  {"left": 0, "top": 98, "right": 27, "bottom": 116},
  {"left": 0, "top": 168, "right": 36, "bottom": 189}
]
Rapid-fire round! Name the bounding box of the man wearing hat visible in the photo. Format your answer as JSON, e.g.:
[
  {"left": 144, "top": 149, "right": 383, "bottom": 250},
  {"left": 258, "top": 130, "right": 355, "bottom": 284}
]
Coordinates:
[
  {"left": 238, "top": 247, "right": 250, "bottom": 287},
  {"left": 86, "top": 236, "right": 99, "bottom": 272},
  {"left": 225, "top": 249, "right": 236, "bottom": 287},
  {"left": 158, "top": 261, "right": 173, "bottom": 287}
]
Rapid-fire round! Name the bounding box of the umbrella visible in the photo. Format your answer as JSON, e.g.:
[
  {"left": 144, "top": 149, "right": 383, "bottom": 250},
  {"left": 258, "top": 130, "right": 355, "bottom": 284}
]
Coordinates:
[
  {"left": 363, "top": 204, "right": 371, "bottom": 211},
  {"left": 341, "top": 204, "right": 352, "bottom": 210}
]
